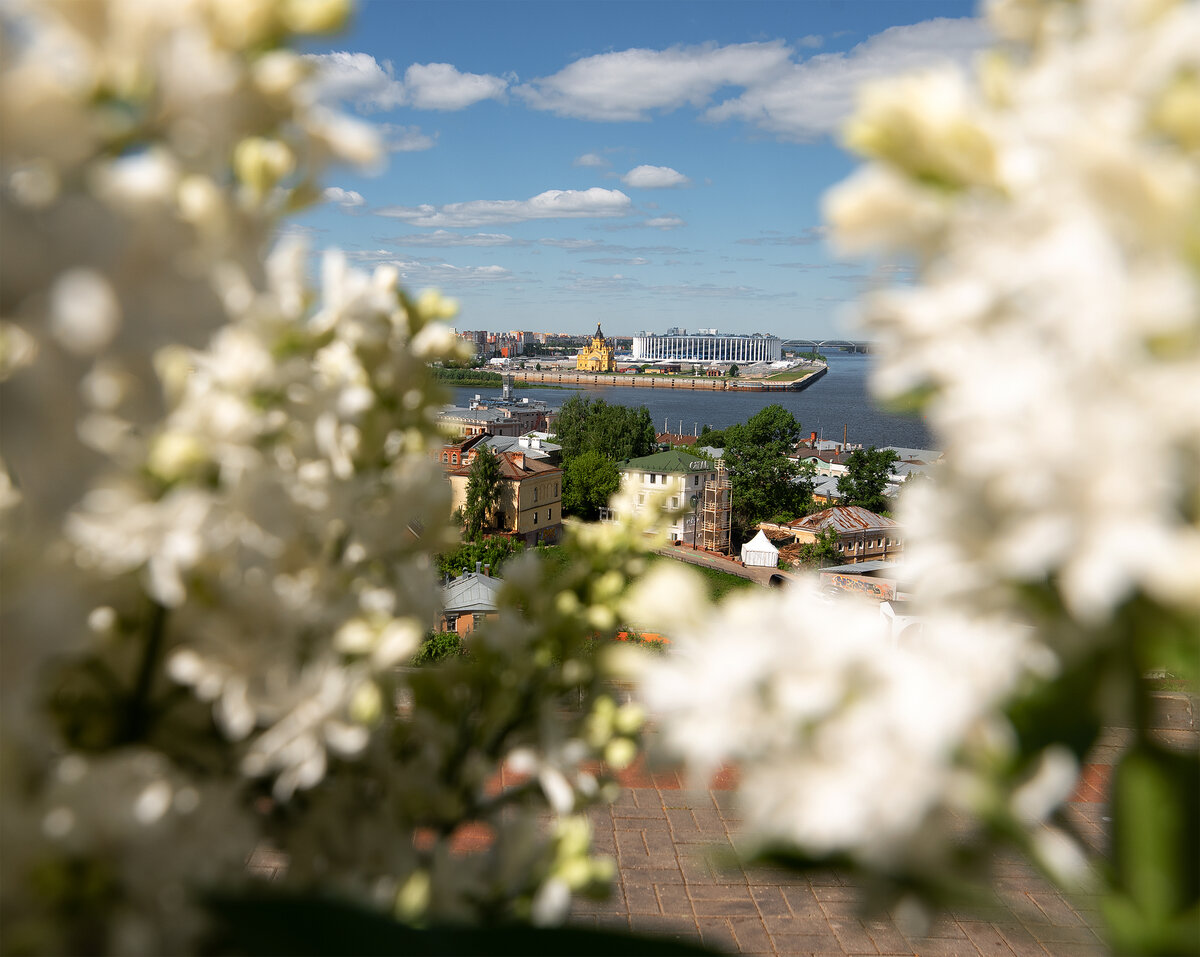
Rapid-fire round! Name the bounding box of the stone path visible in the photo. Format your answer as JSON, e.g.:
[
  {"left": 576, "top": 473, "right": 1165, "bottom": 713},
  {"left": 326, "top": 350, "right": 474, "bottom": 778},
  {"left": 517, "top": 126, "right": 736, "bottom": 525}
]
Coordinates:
[
  {"left": 247, "top": 719, "right": 1197, "bottom": 956},
  {"left": 568, "top": 769, "right": 1109, "bottom": 956}
]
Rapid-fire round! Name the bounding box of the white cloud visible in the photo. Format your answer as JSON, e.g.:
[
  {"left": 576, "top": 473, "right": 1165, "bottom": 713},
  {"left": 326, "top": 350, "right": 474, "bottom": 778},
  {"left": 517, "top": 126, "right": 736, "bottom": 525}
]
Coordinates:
[
  {"left": 516, "top": 41, "right": 793, "bottom": 121},
  {"left": 582, "top": 257, "right": 651, "bottom": 266},
  {"left": 375, "top": 188, "right": 632, "bottom": 228},
  {"left": 621, "top": 165, "right": 690, "bottom": 189},
  {"left": 304, "top": 52, "right": 406, "bottom": 111},
  {"left": 378, "top": 124, "right": 438, "bottom": 152},
  {"left": 644, "top": 215, "right": 685, "bottom": 229},
  {"left": 323, "top": 186, "right": 365, "bottom": 208},
  {"left": 705, "top": 18, "right": 988, "bottom": 140},
  {"left": 347, "top": 252, "right": 515, "bottom": 285},
  {"left": 304, "top": 53, "right": 507, "bottom": 112},
  {"left": 737, "top": 227, "right": 827, "bottom": 245},
  {"left": 515, "top": 19, "right": 986, "bottom": 140},
  {"left": 380, "top": 230, "right": 526, "bottom": 247},
  {"left": 402, "top": 62, "right": 507, "bottom": 111},
  {"left": 573, "top": 152, "right": 609, "bottom": 168}
]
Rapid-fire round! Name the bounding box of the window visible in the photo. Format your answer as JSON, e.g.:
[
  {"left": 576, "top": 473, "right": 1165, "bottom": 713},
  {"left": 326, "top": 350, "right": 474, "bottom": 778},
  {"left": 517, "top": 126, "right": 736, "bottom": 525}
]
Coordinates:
[
  {"left": 548, "top": 506, "right": 554, "bottom": 520},
  {"left": 533, "top": 486, "right": 539, "bottom": 503},
  {"left": 442, "top": 452, "right": 449, "bottom": 463},
  {"left": 533, "top": 511, "right": 538, "bottom": 525},
  {"left": 693, "top": 475, "right": 699, "bottom": 486},
  {"left": 554, "top": 482, "right": 559, "bottom": 497}
]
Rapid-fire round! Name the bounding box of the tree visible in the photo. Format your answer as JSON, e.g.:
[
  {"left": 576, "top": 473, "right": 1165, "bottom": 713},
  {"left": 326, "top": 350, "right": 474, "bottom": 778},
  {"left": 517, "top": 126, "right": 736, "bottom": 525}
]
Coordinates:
[
  {"left": 795, "top": 527, "right": 844, "bottom": 569},
  {"left": 464, "top": 448, "right": 503, "bottom": 539},
  {"left": 723, "top": 405, "right": 811, "bottom": 532},
  {"left": 552, "top": 396, "right": 655, "bottom": 462},
  {"left": 727, "top": 364, "right": 739, "bottom": 377},
  {"left": 562, "top": 450, "right": 620, "bottom": 519},
  {"left": 837, "top": 446, "right": 899, "bottom": 513}
]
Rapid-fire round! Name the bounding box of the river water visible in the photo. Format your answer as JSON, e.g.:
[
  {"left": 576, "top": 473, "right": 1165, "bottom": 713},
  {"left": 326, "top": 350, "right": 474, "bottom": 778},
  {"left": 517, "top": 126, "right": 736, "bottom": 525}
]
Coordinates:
[{"left": 450, "top": 353, "right": 934, "bottom": 450}]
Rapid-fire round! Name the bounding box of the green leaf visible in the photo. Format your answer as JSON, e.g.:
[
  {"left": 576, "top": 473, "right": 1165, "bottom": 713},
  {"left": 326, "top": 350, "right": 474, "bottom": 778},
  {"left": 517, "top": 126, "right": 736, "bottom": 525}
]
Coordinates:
[{"left": 1103, "top": 744, "right": 1200, "bottom": 955}]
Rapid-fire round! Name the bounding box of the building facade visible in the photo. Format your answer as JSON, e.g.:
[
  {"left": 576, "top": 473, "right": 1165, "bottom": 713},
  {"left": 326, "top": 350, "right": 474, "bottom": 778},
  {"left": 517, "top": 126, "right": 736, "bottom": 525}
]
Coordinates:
[
  {"left": 447, "top": 451, "right": 563, "bottom": 545},
  {"left": 615, "top": 449, "right": 719, "bottom": 544},
  {"left": 632, "top": 332, "right": 782, "bottom": 363},
  {"left": 576, "top": 323, "right": 617, "bottom": 372},
  {"left": 786, "top": 505, "right": 903, "bottom": 564}
]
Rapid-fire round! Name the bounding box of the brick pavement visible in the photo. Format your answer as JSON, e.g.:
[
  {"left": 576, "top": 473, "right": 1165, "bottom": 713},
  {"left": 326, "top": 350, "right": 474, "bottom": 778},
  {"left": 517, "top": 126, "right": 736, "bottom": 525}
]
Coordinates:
[
  {"left": 568, "top": 772, "right": 1109, "bottom": 957},
  {"left": 567, "top": 722, "right": 1198, "bottom": 956},
  {"left": 246, "top": 721, "right": 1197, "bottom": 956}
]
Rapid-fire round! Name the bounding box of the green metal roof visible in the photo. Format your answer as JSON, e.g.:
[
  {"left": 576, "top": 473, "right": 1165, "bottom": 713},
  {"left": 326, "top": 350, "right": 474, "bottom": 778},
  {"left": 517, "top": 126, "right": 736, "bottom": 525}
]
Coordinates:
[{"left": 621, "top": 449, "right": 714, "bottom": 473}]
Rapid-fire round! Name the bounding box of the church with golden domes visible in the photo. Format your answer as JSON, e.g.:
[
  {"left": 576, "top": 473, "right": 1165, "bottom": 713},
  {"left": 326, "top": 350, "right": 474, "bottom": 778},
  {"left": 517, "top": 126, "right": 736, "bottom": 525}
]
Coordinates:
[{"left": 575, "top": 323, "right": 617, "bottom": 372}]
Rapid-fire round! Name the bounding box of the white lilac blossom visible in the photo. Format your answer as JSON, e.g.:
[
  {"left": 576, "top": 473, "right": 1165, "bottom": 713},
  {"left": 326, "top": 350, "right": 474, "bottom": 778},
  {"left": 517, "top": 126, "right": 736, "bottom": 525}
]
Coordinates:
[
  {"left": 0, "top": 1, "right": 648, "bottom": 952},
  {"left": 640, "top": 0, "right": 1198, "bottom": 935}
]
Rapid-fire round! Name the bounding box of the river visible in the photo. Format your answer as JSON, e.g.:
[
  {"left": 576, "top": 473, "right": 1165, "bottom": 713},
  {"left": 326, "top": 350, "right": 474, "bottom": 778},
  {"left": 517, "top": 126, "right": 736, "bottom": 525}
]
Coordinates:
[{"left": 450, "top": 353, "right": 934, "bottom": 450}]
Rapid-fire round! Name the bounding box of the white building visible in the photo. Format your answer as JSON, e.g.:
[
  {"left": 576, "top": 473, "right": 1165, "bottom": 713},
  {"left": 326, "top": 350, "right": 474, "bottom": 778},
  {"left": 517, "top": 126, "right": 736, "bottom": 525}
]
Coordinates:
[
  {"left": 632, "top": 331, "right": 782, "bottom": 363},
  {"left": 615, "top": 448, "right": 718, "bottom": 543}
]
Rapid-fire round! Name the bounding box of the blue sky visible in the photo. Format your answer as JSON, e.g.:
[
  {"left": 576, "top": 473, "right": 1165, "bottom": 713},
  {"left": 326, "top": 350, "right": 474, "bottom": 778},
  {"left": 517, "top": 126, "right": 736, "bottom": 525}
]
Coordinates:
[{"left": 296, "top": 1, "right": 984, "bottom": 339}]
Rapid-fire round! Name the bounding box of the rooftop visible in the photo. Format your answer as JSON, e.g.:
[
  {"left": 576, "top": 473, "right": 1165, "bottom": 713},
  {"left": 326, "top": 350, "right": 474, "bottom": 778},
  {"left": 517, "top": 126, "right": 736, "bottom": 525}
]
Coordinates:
[
  {"left": 442, "top": 572, "right": 504, "bottom": 614},
  {"left": 789, "top": 505, "right": 899, "bottom": 533},
  {"left": 622, "top": 448, "right": 716, "bottom": 474}
]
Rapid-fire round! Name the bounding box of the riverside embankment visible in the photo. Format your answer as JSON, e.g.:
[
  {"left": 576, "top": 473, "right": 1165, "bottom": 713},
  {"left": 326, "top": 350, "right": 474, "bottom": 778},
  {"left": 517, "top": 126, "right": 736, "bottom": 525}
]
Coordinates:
[{"left": 514, "top": 365, "right": 827, "bottom": 392}]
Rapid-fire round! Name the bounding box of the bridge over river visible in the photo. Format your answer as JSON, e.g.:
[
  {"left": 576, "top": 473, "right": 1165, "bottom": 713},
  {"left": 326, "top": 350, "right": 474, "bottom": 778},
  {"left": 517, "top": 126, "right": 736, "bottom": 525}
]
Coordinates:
[{"left": 783, "top": 339, "right": 872, "bottom": 354}]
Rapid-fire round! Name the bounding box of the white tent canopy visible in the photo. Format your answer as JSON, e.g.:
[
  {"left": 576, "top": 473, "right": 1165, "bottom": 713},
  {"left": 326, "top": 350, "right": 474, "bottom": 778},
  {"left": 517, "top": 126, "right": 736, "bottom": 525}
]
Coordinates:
[{"left": 741, "top": 530, "right": 779, "bottom": 567}]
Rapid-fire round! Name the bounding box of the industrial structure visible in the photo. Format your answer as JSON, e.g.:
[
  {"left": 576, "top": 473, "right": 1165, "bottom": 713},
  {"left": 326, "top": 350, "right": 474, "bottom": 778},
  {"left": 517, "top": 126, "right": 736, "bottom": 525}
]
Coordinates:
[
  {"left": 632, "top": 331, "right": 782, "bottom": 364},
  {"left": 700, "top": 461, "right": 732, "bottom": 554}
]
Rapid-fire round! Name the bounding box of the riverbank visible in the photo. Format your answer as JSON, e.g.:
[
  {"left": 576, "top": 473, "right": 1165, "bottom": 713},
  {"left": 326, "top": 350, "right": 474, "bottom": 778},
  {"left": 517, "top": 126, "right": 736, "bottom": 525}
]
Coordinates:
[{"left": 513, "top": 365, "right": 827, "bottom": 392}]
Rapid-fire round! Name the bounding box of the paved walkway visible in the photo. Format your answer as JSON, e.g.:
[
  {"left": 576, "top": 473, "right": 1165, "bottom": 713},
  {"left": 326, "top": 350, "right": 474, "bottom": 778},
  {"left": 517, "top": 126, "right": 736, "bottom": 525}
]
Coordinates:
[
  {"left": 567, "top": 723, "right": 1195, "bottom": 956},
  {"left": 568, "top": 768, "right": 1109, "bottom": 956},
  {"left": 247, "top": 717, "right": 1197, "bottom": 956},
  {"left": 655, "top": 542, "right": 794, "bottom": 587}
]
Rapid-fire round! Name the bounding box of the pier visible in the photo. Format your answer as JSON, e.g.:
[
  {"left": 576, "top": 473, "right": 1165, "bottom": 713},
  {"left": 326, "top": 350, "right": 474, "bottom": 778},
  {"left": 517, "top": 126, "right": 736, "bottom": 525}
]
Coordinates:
[{"left": 516, "top": 365, "right": 827, "bottom": 392}]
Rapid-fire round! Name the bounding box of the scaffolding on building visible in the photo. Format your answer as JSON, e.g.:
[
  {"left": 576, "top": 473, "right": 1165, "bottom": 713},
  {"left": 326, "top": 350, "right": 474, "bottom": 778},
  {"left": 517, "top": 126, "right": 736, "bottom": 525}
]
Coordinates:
[{"left": 700, "top": 461, "right": 732, "bottom": 554}]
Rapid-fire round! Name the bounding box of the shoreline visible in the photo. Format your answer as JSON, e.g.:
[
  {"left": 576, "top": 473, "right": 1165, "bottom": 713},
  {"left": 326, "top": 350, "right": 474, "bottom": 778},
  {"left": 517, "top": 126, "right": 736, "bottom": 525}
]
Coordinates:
[{"left": 510, "top": 364, "right": 828, "bottom": 393}]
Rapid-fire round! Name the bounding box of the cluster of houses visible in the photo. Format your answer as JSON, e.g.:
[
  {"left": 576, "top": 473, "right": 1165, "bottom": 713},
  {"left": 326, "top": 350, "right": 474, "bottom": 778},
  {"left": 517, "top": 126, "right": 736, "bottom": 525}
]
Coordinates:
[{"left": 433, "top": 389, "right": 940, "bottom": 642}]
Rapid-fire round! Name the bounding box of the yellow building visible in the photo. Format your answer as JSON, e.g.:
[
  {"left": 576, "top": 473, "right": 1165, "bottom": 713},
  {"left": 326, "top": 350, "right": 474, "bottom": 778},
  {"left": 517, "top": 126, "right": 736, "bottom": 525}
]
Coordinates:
[{"left": 576, "top": 323, "right": 617, "bottom": 372}]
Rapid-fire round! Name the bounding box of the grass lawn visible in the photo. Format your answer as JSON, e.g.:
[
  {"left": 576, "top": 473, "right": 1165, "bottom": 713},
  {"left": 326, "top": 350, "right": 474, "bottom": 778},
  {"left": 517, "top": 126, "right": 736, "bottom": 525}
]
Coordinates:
[
  {"left": 647, "top": 552, "right": 757, "bottom": 601},
  {"left": 764, "top": 367, "right": 817, "bottom": 382}
]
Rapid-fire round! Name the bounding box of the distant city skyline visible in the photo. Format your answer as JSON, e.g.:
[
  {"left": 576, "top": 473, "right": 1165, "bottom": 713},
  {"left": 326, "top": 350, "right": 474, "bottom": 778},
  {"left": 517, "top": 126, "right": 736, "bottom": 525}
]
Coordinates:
[{"left": 295, "top": 1, "right": 983, "bottom": 338}]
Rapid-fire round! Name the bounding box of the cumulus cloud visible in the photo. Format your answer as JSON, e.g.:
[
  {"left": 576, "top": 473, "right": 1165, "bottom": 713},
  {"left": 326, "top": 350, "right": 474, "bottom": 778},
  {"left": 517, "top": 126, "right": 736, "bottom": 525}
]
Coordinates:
[
  {"left": 378, "top": 124, "right": 438, "bottom": 152},
  {"left": 516, "top": 40, "right": 793, "bottom": 121},
  {"left": 305, "top": 53, "right": 507, "bottom": 112},
  {"left": 705, "top": 18, "right": 988, "bottom": 139},
  {"left": 375, "top": 188, "right": 632, "bottom": 227},
  {"left": 403, "top": 62, "right": 508, "bottom": 110},
  {"left": 515, "top": 19, "right": 985, "bottom": 139},
  {"left": 573, "top": 152, "right": 610, "bottom": 168},
  {"left": 323, "top": 186, "right": 366, "bottom": 208},
  {"left": 305, "top": 52, "right": 406, "bottom": 111},
  {"left": 621, "top": 165, "right": 690, "bottom": 189}
]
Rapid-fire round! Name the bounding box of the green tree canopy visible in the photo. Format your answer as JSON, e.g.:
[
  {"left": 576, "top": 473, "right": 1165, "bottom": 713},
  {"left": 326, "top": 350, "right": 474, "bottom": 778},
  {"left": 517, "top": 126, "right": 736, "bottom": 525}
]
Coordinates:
[
  {"left": 794, "top": 527, "right": 844, "bottom": 569},
  {"left": 562, "top": 449, "right": 621, "bottom": 520},
  {"left": 723, "top": 405, "right": 812, "bottom": 532},
  {"left": 464, "top": 448, "right": 503, "bottom": 539},
  {"left": 553, "top": 396, "right": 656, "bottom": 462},
  {"left": 836, "top": 446, "right": 900, "bottom": 514}
]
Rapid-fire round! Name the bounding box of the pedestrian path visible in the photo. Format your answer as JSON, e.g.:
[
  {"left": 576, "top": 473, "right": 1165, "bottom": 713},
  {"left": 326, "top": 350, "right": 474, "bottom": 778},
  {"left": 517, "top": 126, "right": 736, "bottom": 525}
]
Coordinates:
[{"left": 567, "top": 763, "right": 1109, "bottom": 956}]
